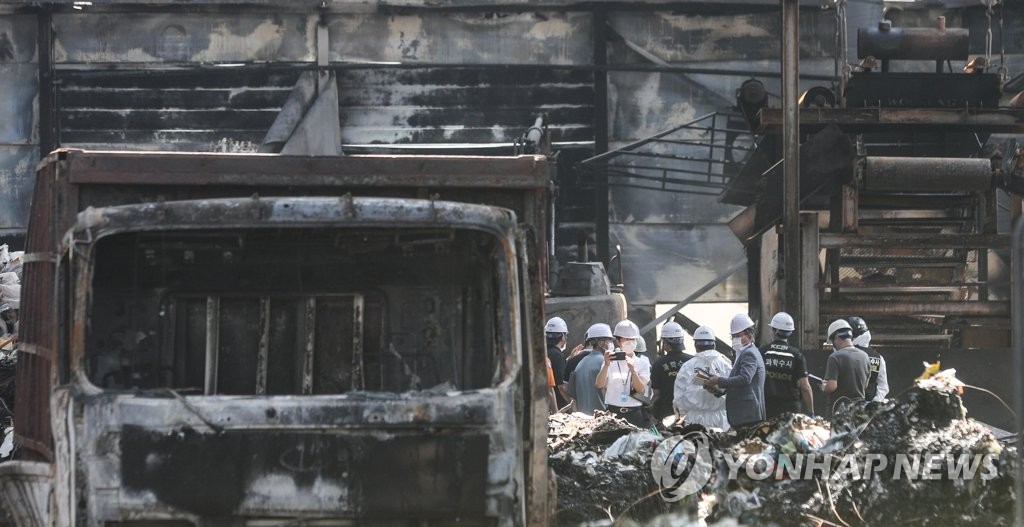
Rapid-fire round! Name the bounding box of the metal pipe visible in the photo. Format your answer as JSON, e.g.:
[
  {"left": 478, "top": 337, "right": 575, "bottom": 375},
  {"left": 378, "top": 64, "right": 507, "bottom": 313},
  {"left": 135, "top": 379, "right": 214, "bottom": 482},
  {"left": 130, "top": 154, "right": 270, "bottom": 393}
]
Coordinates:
[
  {"left": 863, "top": 157, "right": 993, "bottom": 192},
  {"left": 303, "top": 298, "right": 317, "bottom": 395},
  {"left": 819, "top": 233, "right": 1009, "bottom": 249},
  {"left": 204, "top": 296, "right": 220, "bottom": 395},
  {"left": 351, "top": 295, "right": 365, "bottom": 392},
  {"left": 256, "top": 297, "right": 270, "bottom": 395},
  {"left": 1013, "top": 215, "right": 1024, "bottom": 527},
  {"left": 820, "top": 301, "right": 1009, "bottom": 317},
  {"left": 782, "top": 0, "right": 802, "bottom": 341},
  {"left": 594, "top": 9, "right": 610, "bottom": 267}
]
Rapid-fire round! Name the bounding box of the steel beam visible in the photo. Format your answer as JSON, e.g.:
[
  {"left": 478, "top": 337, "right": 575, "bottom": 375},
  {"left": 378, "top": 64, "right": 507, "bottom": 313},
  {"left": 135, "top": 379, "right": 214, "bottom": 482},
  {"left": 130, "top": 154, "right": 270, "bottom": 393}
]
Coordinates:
[
  {"left": 819, "top": 233, "right": 1010, "bottom": 249},
  {"left": 204, "top": 296, "right": 220, "bottom": 395},
  {"left": 759, "top": 107, "right": 1024, "bottom": 134},
  {"left": 593, "top": 9, "right": 609, "bottom": 266},
  {"left": 782, "top": 0, "right": 801, "bottom": 330},
  {"left": 820, "top": 301, "right": 1008, "bottom": 317},
  {"left": 799, "top": 212, "right": 819, "bottom": 349}
]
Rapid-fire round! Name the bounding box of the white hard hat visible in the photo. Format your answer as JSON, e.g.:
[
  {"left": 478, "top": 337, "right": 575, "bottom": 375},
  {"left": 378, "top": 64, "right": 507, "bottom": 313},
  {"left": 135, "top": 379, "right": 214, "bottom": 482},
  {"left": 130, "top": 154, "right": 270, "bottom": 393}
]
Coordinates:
[
  {"left": 693, "top": 325, "right": 716, "bottom": 341},
  {"left": 586, "top": 323, "right": 614, "bottom": 340},
  {"left": 613, "top": 320, "right": 640, "bottom": 339},
  {"left": 544, "top": 316, "right": 568, "bottom": 334},
  {"left": 661, "top": 322, "right": 685, "bottom": 339},
  {"left": 769, "top": 312, "right": 796, "bottom": 332},
  {"left": 729, "top": 313, "right": 756, "bottom": 335},
  {"left": 827, "top": 319, "right": 853, "bottom": 340}
]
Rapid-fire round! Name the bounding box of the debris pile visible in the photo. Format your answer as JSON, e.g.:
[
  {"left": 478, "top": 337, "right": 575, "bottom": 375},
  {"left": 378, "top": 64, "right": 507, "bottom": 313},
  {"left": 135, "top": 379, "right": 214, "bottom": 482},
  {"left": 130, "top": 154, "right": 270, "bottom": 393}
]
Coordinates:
[
  {"left": 549, "top": 370, "right": 1016, "bottom": 526},
  {"left": 548, "top": 411, "right": 689, "bottom": 524}
]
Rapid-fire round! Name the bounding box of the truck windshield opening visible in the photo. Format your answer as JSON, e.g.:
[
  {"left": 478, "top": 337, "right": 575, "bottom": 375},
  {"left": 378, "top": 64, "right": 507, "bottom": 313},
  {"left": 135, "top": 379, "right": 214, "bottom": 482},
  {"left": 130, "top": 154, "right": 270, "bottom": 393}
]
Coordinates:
[{"left": 84, "top": 227, "right": 509, "bottom": 395}]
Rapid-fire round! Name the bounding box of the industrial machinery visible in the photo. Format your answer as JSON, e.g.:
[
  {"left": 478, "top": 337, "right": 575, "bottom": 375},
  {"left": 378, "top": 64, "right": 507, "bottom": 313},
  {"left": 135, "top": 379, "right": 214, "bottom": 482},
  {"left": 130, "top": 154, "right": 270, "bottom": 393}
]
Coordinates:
[{"left": 725, "top": 17, "right": 1024, "bottom": 425}]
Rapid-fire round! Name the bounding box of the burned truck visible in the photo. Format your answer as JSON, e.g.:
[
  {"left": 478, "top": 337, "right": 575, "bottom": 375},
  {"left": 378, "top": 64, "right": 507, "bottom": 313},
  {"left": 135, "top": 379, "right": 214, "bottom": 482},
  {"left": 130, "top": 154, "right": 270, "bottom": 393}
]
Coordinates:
[{"left": 2, "top": 149, "right": 554, "bottom": 526}]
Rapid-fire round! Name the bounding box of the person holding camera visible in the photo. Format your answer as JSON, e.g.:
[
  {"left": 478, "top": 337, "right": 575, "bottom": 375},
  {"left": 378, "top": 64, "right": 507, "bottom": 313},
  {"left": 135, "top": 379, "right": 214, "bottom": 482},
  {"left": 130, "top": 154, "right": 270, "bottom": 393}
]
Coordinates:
[{"left": 596, "top": 320, "right": 651, "bottom": 427}]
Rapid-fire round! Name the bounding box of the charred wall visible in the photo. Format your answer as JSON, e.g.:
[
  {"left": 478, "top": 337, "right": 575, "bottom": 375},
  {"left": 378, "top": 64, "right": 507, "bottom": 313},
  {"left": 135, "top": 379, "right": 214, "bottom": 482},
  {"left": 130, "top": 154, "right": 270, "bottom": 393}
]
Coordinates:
[{"left": 2, "top": 1, "right": 1022, "bottom": 312}]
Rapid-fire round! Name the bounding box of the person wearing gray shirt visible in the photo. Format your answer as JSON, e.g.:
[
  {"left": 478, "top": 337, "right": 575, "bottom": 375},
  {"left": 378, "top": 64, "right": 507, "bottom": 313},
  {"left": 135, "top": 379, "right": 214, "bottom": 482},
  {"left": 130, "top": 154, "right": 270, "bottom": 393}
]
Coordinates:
[
  {"left": 821, "top": 319, "right": 871, "bottom": 415},
  {"left": 567, "top": 323, "right": 615, "bottom": 415}
]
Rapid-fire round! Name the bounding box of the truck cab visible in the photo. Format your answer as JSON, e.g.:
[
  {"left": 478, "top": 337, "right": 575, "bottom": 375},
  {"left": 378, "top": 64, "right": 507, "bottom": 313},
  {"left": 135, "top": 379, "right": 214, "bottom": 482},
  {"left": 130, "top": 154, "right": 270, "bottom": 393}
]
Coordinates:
[{"left": 3, "top": 151, "right": 553, "bottom": 527}]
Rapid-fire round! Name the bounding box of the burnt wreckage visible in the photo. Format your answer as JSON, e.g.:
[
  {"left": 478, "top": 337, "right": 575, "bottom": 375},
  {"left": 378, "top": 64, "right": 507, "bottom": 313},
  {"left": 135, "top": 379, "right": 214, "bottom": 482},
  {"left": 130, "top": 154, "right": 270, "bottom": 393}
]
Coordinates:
[{"left": 0, "top": 151, "right": 554, "bottom": 526}]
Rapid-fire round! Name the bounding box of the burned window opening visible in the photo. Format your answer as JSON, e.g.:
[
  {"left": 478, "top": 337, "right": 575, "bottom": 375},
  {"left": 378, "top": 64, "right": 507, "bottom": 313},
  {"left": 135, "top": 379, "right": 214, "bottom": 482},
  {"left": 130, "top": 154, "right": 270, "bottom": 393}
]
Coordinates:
[{"left": 85, "top": 227, "right": 507, "bottom": 395}]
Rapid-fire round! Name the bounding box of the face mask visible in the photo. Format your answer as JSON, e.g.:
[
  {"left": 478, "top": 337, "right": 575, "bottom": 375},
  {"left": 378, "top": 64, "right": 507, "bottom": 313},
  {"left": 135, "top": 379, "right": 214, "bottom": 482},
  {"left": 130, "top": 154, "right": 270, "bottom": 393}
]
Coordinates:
[
  {"left": 731, "top": 337, "right": 744, "bottom": 352},
  {"left": 621, "top": 339, "right": 637, "bottom": 354}
]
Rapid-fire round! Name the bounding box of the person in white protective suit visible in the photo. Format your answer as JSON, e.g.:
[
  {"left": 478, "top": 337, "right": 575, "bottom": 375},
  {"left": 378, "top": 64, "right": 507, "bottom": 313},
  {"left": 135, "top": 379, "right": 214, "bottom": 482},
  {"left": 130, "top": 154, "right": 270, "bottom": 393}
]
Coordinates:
[{"left": 672, "top": 325, "right": 732, "bottom": 430}]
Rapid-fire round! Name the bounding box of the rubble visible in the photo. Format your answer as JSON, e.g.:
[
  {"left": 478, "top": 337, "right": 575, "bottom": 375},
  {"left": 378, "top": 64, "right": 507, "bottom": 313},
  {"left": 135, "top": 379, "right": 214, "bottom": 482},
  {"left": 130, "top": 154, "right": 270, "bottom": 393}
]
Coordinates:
[
  {"left": 548, "top": 411, "right": 695, "bottom": 524},
  {"left": 549, "top": 370, "right": 1016, "bottom": 526}
]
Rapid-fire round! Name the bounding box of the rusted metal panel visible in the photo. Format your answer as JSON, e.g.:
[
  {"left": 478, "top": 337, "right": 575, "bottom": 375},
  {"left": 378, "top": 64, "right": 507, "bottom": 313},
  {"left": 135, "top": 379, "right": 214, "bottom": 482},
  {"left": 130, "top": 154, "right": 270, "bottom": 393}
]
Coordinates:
[
  {"left": 327, "top": 12, "right": 590, "bottom": 65},
  {"left": 52, "top": 12, "right": 315, "bottom": 63}
]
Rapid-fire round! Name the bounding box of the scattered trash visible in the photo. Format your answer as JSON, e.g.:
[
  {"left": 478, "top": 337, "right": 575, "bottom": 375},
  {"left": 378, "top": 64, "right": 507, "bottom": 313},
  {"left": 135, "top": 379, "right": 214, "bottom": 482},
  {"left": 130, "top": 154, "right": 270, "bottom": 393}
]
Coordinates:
[{"left": 549, "top": 368, "right": 1016, "bottom": 526}]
